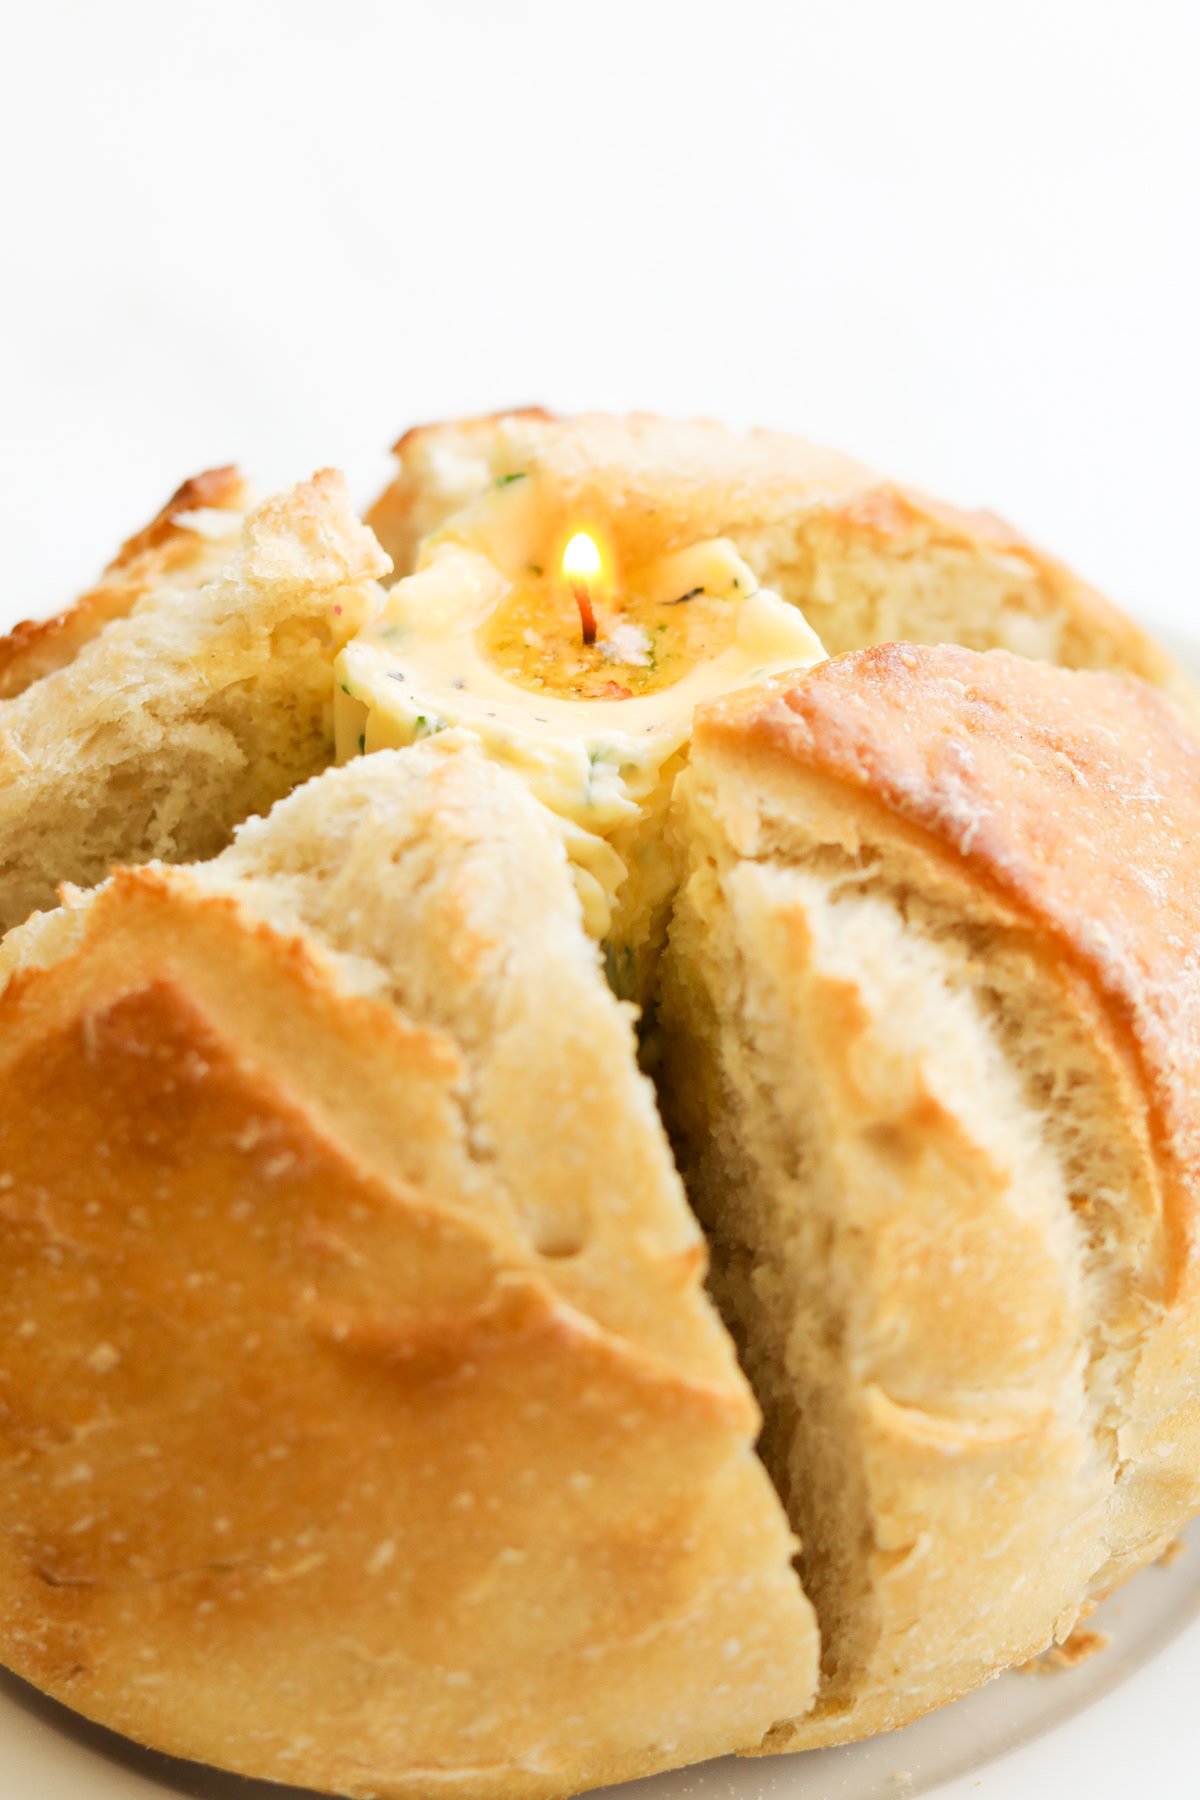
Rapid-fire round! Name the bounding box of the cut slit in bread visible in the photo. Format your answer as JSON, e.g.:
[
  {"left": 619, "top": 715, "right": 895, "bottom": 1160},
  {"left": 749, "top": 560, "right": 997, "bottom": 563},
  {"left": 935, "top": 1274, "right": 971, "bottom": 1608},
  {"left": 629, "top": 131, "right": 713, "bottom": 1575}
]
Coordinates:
[
  {"left": 655, "top": 644, "right": 1200, "bottom": 1746},
  {"left": 0, "top": 469, "right": 388, "bottom": 936}
]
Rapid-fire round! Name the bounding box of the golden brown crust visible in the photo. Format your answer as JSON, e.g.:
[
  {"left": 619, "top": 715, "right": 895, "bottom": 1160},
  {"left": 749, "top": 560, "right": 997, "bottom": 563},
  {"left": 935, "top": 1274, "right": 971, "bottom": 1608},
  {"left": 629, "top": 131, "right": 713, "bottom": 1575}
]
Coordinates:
[
  {"left": 367, "top": 411, "right": 1191, "bottom": 705},
  {"left": 105, "top": 464, "right": 245, "bottom": 562},
  {"left": 0, "top": 750, "right": 817, "bottom": 1797},
  {"left": 699, "top": 645, "right": 1200, "bottom": 1287},
  {"left": 0, "top": 466, "right": 250, "bottom": 701}
]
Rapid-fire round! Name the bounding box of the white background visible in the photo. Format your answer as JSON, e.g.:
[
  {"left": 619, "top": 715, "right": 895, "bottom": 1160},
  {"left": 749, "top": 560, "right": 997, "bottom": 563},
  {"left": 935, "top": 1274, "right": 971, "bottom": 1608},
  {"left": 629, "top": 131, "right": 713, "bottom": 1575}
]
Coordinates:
[
  {"left": 2, "top": 5, "right": 1199, "bottom": 1797},
  {"left": 2, "top": 0, "right": 1198, "bottom": 640}
]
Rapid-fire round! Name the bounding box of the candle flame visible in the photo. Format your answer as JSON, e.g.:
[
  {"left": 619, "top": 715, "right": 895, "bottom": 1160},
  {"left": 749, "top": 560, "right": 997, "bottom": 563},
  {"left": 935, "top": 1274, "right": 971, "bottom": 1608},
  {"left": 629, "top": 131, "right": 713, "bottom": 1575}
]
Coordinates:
[
  {"left": 561, "top": 531, "right": 603, "bottom": 583},
  {"left": 562, "top": 531, "right": 602, "bottom": 646}
]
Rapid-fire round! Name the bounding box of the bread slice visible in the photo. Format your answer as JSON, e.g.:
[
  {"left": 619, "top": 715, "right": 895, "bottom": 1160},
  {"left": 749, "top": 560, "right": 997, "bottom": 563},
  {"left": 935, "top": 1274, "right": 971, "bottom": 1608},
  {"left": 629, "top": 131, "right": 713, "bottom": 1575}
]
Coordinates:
[
  {"left": 0, "top": 469, "right": 387, "bottom": 936},
  {"left": 656, "top": 644, "right": 1200, "bottom": 1746},
  {"left": 367, "top": 411, "right": 1194, "bottom": 709},
  {"left": 0, "top": 742, "right": 817, "bottom": 1798}
]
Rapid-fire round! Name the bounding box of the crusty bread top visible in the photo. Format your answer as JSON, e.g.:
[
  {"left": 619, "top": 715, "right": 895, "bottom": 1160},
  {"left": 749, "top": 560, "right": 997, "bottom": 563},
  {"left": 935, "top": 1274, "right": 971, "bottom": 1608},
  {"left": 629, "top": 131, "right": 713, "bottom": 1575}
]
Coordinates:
[
  {"left": 694, "top": 645, "right": 1200, "bottom": 1282},
  {"left": 369, "top": 410, "right": 875, "bottom": 574},
  {"left": 371, "top": 409, "right": 1057, "bottom": 558},
  {"left": 0, "top": 465, "right": 251, "bottom": 700},
  {"left": 365, "top": 411, "right": 1187, "bottom": 705}
]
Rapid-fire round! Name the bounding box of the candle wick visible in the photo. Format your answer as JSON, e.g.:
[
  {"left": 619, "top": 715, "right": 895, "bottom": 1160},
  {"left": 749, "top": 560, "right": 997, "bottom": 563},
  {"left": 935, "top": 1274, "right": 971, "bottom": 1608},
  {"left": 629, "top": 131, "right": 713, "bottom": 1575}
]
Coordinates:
[{"left": 572, "top": 579, "right": 597, "bottom": 646}]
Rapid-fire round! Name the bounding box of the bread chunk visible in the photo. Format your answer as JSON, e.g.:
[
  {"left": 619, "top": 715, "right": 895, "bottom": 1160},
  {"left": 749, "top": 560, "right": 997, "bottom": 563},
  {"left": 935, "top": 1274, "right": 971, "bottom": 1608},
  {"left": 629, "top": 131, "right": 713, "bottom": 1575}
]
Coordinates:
[
  {"left": 0, "top": 743, "right": 817, "bottom": 1798},
  {"left": 658, "top": 644, "right": 1200, "bottom": 1745},
  {"left": 0, "top": 469, "right": 387, "bottom": 934}
]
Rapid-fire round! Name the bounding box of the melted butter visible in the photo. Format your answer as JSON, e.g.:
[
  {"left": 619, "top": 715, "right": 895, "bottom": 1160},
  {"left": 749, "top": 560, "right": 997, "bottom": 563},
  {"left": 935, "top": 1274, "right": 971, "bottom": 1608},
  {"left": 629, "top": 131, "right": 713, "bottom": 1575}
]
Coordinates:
[
  {"left": 479, "top": 537, "right": 760, "bottom": 702},
  {"left": 335, "top": 492, "right": 825, "bottom": 956}
]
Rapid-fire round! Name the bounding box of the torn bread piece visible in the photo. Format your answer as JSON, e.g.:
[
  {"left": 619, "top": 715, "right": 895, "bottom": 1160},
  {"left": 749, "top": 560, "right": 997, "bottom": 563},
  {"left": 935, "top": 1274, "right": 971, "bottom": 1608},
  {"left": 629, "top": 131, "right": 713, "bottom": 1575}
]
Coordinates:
[
  {"left": 657, "top": 644, "right": 1200, "bottom": 1747},
  {"left": 0, "top": 470, "right": 388, "bottom": 935},
  {"left": 0, "top": 742, "right": 817, "bottom": 1800},
  {"left": 367, "top": 411, "right": 1194, "bottom": 708}
]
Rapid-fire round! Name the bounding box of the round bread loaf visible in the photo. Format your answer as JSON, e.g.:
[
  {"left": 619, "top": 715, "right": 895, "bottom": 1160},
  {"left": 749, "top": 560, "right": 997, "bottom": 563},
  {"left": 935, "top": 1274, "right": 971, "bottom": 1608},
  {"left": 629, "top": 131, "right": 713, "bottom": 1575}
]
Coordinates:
[{"left": 2, "top": 414, "right": 1200, "bottom": 1797}]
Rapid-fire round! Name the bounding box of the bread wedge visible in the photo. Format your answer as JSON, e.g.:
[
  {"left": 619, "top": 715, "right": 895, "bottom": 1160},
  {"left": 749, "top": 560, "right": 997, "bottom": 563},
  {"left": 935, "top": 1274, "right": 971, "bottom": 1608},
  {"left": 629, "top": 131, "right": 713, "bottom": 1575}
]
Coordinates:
[
  {"left": 0, "top": 469, "right": 387, "bottom": 935},
  {"left": 657, "top": 643, "right": 1200, "bottom": 1746},
  {"left": 367, "top": 411, "right": 1194, "bottom": 709},
  {"left": 0, "top": 742, "right": 817, "bottom": 1799}
]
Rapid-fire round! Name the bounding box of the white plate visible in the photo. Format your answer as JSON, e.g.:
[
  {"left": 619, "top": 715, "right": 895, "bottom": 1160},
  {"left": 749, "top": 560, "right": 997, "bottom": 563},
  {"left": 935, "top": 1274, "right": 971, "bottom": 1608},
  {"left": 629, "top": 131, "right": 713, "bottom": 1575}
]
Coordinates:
[{"left": 4, "top": 628, "right": 1198, "bottom": 1800}]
